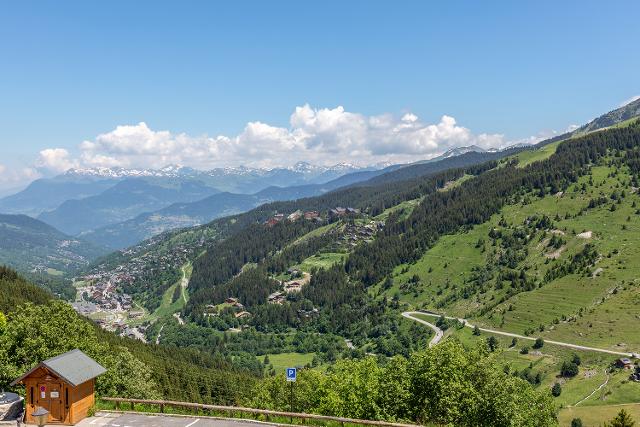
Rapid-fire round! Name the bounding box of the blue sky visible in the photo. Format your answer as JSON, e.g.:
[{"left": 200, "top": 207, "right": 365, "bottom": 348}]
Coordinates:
[{"left": 0, "top": 0, "right": 639, "bottom": 192}]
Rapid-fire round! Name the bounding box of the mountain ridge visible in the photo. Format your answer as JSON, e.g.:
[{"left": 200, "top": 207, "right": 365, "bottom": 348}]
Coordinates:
[{"left": 0, "top": 213, "right": 108, "bottom": 275}]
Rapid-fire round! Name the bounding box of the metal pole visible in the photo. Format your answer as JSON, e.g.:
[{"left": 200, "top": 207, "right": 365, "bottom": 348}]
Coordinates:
[{"left": 290, "top": 381, "right": 294, "bottom": 416}]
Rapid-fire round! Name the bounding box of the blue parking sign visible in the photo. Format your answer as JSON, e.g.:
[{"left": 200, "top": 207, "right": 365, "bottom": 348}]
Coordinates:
[{"left": 286, "top": 367, "right": 297, "bottom": 382}]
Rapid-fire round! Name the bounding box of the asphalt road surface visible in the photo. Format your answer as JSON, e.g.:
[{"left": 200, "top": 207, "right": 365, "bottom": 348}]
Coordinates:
[
  {"left": 73, "top": 412, "right": 275, "bottom": 427},
  {"left": 401, "top": 312, "right": 443, "bottom": 347}
]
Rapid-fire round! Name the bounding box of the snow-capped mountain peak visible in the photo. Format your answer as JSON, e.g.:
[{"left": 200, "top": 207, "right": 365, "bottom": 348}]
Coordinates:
[
  {"left": 441, "top": 145, "right": 486, "bottom": 158},
  {"left": 62, "top": 162, "right": 372, "bottom": 180}
]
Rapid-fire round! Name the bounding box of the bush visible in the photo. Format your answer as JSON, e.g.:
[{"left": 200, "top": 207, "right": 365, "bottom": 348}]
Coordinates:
[
  {"left": 571, "top": 354, "right": 581, "bottom": 366},
  {"left": 551, "top": 382, "right": 562, "bottom": 397},
  {"left": 486, "top": 336, "right": 499, "bottom": 352},
  {"left": 561, "top": 361, "right": 579, "bottom": 377},
  {"left": 532, "top": 338, "right": 544, "bottom": 349},
  {"left": 571, "top": 418, "right": 582, "bottom": 427},
  {"left": 252, "top": 341, "right": 557, "bottom": 426}
]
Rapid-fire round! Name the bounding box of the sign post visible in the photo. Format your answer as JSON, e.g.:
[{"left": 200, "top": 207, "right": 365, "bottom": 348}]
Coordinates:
[{"left": 286, "top": 367, "right": 296, "bottom": 415}]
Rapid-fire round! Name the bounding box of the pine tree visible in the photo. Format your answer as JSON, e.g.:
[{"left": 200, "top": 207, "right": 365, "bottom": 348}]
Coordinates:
[{"left": 604, "top": 409, "right": 635, "bottom": 427}]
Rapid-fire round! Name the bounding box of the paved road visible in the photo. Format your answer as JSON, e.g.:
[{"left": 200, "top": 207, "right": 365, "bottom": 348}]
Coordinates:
[
  {"left": 401, "top": 312, "right": 443, "bottom": 347},
  {"left": 73, "top": 412, "right": 274, "bottom": 427},
  {"left": 403, "top": 311, "right": 635, "bottom": 357}
]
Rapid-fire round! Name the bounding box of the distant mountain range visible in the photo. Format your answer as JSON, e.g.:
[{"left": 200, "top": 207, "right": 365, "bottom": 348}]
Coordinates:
[
  {"left": 0, "top": 162, "right": 381, "bottom": 236},
  {"left": 82, "top": 149, "right": 519, "bottom": 249},
  {"left": 37, "top": 178, "right": 222, "bottom": 236},
  {"left": 63, "top": 161, "right": 376, "bottom": 191},
  {"left": 1, "top": 98, "right": 639, "bottom": 264},
  {"left": 80, "top": 168, "right": 398, "bottom": 249},
  {"left": 0, "top": 175, "right": 118, "bottom": 217},
  {"left": 79, "top": 99, "right": 640, "bottom": 249}
]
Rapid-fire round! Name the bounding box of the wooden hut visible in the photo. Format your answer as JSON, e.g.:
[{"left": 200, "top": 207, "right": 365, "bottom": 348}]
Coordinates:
[{"left": 11, "top": 349, "right": 106, "bottom": 425}]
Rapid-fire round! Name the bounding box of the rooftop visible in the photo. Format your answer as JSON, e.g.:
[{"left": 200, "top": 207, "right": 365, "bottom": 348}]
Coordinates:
[{"left": 11, "top": 349, "right": 106, "bottom": 387}]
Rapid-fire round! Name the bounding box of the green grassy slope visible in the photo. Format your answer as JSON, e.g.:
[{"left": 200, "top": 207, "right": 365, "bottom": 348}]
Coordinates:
[{"left": 384, "top": 151, "right": 640, "bottom": 411}]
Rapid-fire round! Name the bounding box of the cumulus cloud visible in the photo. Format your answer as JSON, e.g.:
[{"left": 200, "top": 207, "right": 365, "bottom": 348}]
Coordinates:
[
  {"left": 62, "top": 104, "right": 508, "bottom": 171},
  {"left": 36, "top": 148, "right": 78, "bottom": 173}
]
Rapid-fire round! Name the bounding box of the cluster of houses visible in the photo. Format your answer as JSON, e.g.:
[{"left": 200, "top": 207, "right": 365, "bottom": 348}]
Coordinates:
[
  {"left": 268, "top": 270, "right": 311, "bottom": 305},
  {"left": 203, "top": 297, "right": 252, "bottom": 319},
  {"left": 338, "top": 220, "right": 384, "bottom": 247},
  {"left": 264, "top": 207, "right": 364, "bottom": 227},
  {"left": 329, "top": 207, "right": 360, "bottom": 218},
  {"left": 265, "top": 210, "right": 323, "bottom": 227},
  {"left": 76, "top": 275, "right": 133, "bottom": 312},
  {"left": 225, "top": 297, "right": 253, "bottom": 319},
  {"left": 71, "top": 236, "right": 205, "bottom": 342},
  {"left": 616, "top": 357, "right": 640, "bottom": 382}
]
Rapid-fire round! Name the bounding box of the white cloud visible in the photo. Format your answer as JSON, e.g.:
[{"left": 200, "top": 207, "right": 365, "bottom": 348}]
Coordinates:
[
  {"left": 0, "top": 165, "right": 41, "bottom": 193},
  {"left": 36, "top": 148, "right": 78, "bottom": 173},
  {"left": 619, "top": 95, "right": 640, "bottom": 108},
  {"left": 65, "top": 104, "right": 508, "bottom": 171}
]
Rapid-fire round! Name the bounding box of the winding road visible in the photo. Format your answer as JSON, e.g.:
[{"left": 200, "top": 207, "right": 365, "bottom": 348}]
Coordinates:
[
  {"left": 402, "top": 311, "right": 635, "bottom": 357},
  {"left": 401, "top": 312, "right": 444, "bottom": 347}
]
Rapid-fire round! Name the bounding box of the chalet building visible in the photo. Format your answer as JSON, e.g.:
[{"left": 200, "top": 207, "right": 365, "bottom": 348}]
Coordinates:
[
  {"left": 284, "top": 281, "right": 303, "bottom": 292},
  {"left": 234, "top": 311, "right": 251, "bottom": 319},
  {"left": 265, "top": 218, "right": 280, "bottom": 227},
  {"left": 616, "top": 357, "right": 634, "bottom": 369},
  {"left": 128, "top": 310, "right": 144, "bottom": 319},
  {"left": 287, "top": 210, "right": 303, "bottom": 221},
  {"left": 304, "top": 211, "right": 319, "bottom": 220},
  {"left": 12, "top": 349, "right": 106, "bottom": 425},
  {"left": 329, "top": 207, "right": 347, "bottom": 218}
]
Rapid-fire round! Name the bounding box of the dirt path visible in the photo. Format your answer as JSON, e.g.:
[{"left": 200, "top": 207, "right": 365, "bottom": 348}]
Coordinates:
[
  {"left": 405, "top": 311, "right": 635, "bottom": 357},
  {"left": 180, "top": 265, "right": 190, "bottom": 304},
  {"left": 155, "top": 323, "right": 165, "bottom": 345},
  {"left": 574, "top": 371, "right": 610, "bottom": 406}
]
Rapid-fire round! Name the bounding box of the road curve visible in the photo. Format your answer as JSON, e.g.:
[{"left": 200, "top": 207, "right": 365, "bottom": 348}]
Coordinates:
[
  {"left": 401, "top": 312, "right": 444, "bottom": 347},
  {"left": 403, "top": 311, "right": 635, "bottom": 357}
]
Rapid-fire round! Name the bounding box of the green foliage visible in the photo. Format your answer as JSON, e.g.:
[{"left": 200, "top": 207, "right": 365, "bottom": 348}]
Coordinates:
[
  {"left": 0, "top": 268, "right": 255, "bottom": 405},
  {"left": 252, "top": 340, "right": 556, "bottom": 426},
  {"left": 0, "top": 214, "right": 107, "bottom": 276},
  {"left": 551, "top": 382, "right": 562, "bottom": 397},
  {"left": 560, "top": 361, "right": 579, "bottom": 378},
  {"left": 0, "top": 266, "right": 51, "bottom": 312},
  {"left": 571, "top": 418, "right": 583, "bottom": 427},
  {"left": 0, "top": 300, "right": 158, "bottom": 399},
  {"left": 604, "top": 409, "right": 635, "bottom": 427},
  {"left": 486, "top": 335, "right": 499, "bottom": 352}
]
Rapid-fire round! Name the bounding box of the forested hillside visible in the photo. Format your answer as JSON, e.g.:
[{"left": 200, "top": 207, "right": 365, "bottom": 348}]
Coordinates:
[
  {"left": 132, "top": 121, "right": 640, "bottom": 423},
  {"left": 0, "top": 267, "right": 256, "bottom": 404},
  {"left": 46, "top": 116, "right": 640, "bottom": 426},
  {"left": 0, "top": 267, "right": 558, "bottom": 426},
  {"left": 0, "top": 214, "right": 108, "bottom": 294}
]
